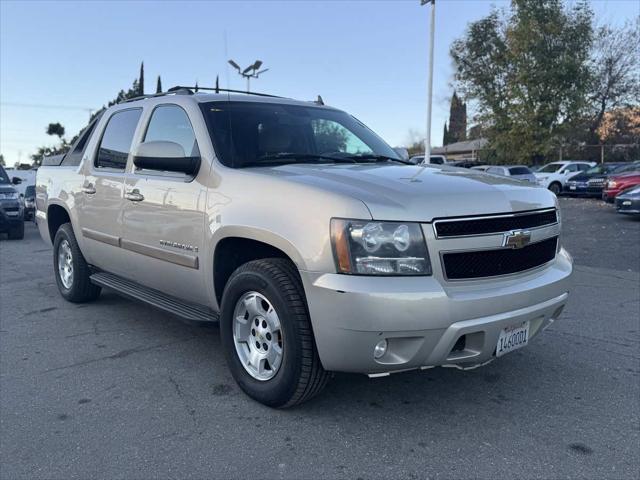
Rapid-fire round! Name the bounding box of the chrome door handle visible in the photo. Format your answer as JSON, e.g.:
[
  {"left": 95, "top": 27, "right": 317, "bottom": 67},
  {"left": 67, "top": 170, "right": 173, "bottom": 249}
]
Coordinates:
[
  {"left": 82, "top": 184, "right": 96, "bottom": 194},
  {"left": 124, "top": 189, "right": 144, "bottom": 202}
]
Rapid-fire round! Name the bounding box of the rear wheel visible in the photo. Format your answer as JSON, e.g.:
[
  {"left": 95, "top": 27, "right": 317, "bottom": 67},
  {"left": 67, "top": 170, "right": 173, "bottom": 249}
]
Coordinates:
[
  {"left": 549, "top": 182, "right": 562, "bottom": 195},
  {"left": 7, "top": 221, "right": 24, "bottom": 240},
  {"left": 53, "top": 223, "right": 101, "bottom": 303},
  {"left": 220, "top": 258, "right": 330, "bottom": 408}
]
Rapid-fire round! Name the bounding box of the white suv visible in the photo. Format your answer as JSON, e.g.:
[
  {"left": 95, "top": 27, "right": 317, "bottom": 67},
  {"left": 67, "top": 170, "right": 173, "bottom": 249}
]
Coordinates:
[{"left": 534, "top": 161, "right": 594, "bottom": 194}]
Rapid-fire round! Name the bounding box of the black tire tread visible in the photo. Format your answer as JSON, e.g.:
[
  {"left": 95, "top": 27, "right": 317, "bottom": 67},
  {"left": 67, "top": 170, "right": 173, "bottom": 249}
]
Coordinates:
[
  {"left": 55, "top": 223, "right": 101, "bottom": 303},
  {"left": 230, "top": 258, "right": 330, "bottom": 407}
]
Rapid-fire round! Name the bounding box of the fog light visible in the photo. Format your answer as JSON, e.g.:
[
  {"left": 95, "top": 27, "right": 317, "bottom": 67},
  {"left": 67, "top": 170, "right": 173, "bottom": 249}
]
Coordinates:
[{"left": 374, "top": 339, "right": 388, "bottom": 359}]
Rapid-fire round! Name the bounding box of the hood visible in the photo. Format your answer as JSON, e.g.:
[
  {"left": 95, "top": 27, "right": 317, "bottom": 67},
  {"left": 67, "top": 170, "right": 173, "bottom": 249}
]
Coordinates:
[
  {"left": 250, "top": 163, "right": 556, "bottom": 222},
  {"left": 0, "top": 185, "right": 17, "bottom": 194}
]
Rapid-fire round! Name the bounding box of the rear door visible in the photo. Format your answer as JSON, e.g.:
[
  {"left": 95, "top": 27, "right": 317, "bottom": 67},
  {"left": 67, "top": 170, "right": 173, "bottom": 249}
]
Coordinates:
[
  {"left": 120, "top": 103, "right": 209, "bottom": 304},
  {"left": 76, "top": 108, "right": 142, "bottom": 275}
]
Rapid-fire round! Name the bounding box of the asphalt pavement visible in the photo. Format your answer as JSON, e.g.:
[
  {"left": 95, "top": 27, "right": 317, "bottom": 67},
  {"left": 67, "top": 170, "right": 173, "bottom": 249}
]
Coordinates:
[{"left": 1, "top": 197, "right": 639, "bottom": 479}]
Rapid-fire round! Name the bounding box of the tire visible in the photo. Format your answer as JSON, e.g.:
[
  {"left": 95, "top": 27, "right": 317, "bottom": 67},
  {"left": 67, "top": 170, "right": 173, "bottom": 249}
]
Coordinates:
[
  {"left": 549, "top": 182, "right": 562, "bottom": 195},
  {"left": 7, "top": 221, "right": 24, "bottom": 240},
  {"left": 220, "top": 258, "right": 330, "bottom": 408},
  {"left": 53, "top": 223, "right": 101, "bottom": 303}
]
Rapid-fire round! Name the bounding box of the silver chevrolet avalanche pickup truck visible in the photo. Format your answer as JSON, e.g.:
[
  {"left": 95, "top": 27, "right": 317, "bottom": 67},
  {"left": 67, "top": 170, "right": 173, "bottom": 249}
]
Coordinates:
[{"left": 36, "top": 88, "right": 572, "bottom": 407}]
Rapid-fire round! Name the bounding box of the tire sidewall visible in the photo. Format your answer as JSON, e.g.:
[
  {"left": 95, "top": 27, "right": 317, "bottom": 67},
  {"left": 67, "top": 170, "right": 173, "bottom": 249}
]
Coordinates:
[
  {"left": 220, "top": 267, "right": 303, "bottom": 407},
  {"left": 53, "top": 226, "right": 77, "bottom": 300}
]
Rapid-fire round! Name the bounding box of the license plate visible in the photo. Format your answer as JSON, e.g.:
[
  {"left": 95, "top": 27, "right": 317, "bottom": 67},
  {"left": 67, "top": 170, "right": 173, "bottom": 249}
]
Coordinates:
[
  {"left": 569, "top": 185, "right": 576, "bottom": 190},
  {"left": 496, "top": 321, "right": 530, "bottom": 357},
  {"left": 623, "top": 200, "right": 632, "bottom": 206}
]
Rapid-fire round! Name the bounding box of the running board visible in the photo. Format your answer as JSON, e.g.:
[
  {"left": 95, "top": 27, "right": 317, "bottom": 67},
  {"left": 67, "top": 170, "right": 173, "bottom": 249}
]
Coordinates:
[{"left": 90, "top": 272, "right": 218, "bottom": 323}]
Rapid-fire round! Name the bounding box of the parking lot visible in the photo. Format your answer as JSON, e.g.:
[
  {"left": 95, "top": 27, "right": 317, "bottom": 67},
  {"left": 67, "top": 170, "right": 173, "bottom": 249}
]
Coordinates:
[{"left": 1, "top": 197, "right": 638, "bottom": 479}]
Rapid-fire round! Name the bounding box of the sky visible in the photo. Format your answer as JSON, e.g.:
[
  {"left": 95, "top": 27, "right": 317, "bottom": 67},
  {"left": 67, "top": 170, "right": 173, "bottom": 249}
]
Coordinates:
[{"left": 1, "top": 0, "right": 638, "bottom": 166}]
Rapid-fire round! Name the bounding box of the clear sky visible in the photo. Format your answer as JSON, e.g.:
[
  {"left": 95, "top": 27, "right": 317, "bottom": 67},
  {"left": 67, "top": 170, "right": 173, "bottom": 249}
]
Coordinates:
[{"left": 1, "top": 0, "right": 637, "bottom": 166}]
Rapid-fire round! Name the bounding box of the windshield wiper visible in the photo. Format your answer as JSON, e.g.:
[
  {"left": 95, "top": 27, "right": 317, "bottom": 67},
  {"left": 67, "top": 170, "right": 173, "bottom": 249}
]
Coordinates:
[
  {"left": 342, "top": 154, "right": 413, "bottom": 165},
  {"left": 240, "top": 153, "right": 358, "bottom": 168}
]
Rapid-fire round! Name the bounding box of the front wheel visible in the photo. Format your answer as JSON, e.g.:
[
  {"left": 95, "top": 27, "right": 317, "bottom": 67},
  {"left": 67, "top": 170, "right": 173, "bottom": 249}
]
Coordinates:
[
  {"left": 220, "top": 258, "right": 330, "bottom": 408},
  {"left": 53, "top": 223, "right": 101, "bottom": 303},
  {"left": 549, "top": 182, "right": 562, "bottom": 195}
]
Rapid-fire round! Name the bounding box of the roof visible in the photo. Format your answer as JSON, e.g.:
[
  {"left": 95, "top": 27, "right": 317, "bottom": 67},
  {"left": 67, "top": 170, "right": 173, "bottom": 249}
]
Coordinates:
[{"left": 432, "top": 138, "right": 488, "bottom": 154}]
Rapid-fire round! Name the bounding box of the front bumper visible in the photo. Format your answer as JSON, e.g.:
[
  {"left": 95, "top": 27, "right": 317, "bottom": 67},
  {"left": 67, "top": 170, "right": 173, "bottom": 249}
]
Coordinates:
[
  {"left": 301, "top": 248, "right": 572, "bottom": 374},
  {"left": 0, "top": 201, "right": 24, "bottom": 231},
  {"left": 616, "top": 197, "right": 640, "bottom": 215}
]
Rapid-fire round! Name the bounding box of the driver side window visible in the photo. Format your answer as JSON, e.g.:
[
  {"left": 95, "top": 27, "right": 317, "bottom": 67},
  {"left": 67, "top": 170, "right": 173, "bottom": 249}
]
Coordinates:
[{"left": 311, "top": 119, "right": 372, "bottom": 155}]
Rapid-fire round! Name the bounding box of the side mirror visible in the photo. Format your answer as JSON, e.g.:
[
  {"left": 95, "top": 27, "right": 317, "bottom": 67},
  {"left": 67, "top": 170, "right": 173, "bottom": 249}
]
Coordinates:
[
  {"left": 132, "top": 141, "right": 200, "bottom": 176},
  {"left": 393, "top": 147, "right": 409, "bottom": 161},
  {"left": 11, "top": 177, "right": 22, "bottom": 185}
]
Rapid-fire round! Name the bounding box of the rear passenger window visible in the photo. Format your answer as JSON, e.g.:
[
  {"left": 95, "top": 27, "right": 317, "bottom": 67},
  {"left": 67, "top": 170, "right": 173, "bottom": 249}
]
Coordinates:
[
  {"left": 144, "top": 105, "right": 199, "bottom": 157},
  {"left": 95, "top": 109, "right": 142, "bottom": 169}
]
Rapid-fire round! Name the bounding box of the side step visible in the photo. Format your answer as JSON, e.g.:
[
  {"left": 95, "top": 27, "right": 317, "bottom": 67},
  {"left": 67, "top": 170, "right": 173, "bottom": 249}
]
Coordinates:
[{"left": 90, "top": 272, "right": 219, "bottom": 323}]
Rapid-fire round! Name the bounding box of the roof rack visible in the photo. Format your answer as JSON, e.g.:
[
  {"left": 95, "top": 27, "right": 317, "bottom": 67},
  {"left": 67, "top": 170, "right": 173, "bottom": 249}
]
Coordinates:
[
  {"left": 169, "top": 86, "right": 284, "bottom": 98},
  {"left": 119, "top": 86, "right": 323, "bottom": 105}
]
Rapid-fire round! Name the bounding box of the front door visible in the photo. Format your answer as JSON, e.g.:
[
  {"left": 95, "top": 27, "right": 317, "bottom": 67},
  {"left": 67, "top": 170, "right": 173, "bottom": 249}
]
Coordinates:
[
  {"left": 120, "top": 104, "right": 208, "bottom": 305},
  {"left": 76, "top": 108, "right": 143, "bottom": 276}
]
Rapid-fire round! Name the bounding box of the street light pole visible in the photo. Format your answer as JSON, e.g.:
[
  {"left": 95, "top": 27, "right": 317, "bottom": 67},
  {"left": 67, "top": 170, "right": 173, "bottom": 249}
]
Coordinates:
[
  {"left": 228, "top": 59, "right": 268, "bottom": 93},
  {"left": 422, "top": 0, "right": 436, "bottom": 161}
]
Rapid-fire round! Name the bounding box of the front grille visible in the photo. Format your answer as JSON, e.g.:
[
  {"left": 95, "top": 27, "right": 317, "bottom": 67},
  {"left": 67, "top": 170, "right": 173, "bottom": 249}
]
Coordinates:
[
  {"left": 434, "top": 209, "right": 557, "bottom": 238},
  {"left": 3, "top": 207, "right": 18, "bottom": 212},
  {"left": 588, "top": 178, "right": 605, "bottom": 185},
  {"left": 442, "top": 237, "right": 558, "bottom": 280}
]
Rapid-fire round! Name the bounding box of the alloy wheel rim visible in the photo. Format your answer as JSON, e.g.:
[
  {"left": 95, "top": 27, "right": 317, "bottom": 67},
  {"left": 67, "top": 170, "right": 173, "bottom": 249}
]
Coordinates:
[
  {"left": 57, "top": 240, "right": 74, "bottom": 289},
  {"left": 232, "top": 291, "right": 283, "bottom": 381}
]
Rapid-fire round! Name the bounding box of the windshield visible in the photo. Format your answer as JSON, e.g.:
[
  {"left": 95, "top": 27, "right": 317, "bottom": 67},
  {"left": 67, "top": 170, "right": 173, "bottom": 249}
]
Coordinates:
[
  {"left": 538, "top": 163, "right": 563, "bottom": 173},
  {"left": 509, "top": 167, "right": 532, "bottom": 175},
  {"left": 0, "top": 166, "right": 10, "bottom": 184},
  {"left": 25, "top": 185, "right": 36, "bottom": 197},
  {"left": 201, "top": 101, "right": 401, "bottom": 168},
  {"left": 614, "top": 163, "right": 639, "bottom": 174}
]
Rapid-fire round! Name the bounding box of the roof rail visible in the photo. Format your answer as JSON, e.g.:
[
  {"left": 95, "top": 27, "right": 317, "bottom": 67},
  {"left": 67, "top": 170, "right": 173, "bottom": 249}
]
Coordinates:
[
  {"left": 170, "top": 85, "right": 284, "bottom": 98},
  {"left": 120, "top": 87, "right": 194, "bottom": 104},
  {"left": 118, "top": 85, "right": 291, "bottom": 105}
]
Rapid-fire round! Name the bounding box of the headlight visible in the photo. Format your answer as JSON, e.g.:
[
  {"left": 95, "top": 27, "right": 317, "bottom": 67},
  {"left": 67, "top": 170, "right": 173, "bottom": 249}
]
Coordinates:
[
  {"left": 330, "top": 219, "right": 432, "bottom": 276},
  {"left": 0, "top": 191, "right": 19, "bottom": 200},
  {"left": 607, "top": 181, "right": 617, "bottom": 188}
]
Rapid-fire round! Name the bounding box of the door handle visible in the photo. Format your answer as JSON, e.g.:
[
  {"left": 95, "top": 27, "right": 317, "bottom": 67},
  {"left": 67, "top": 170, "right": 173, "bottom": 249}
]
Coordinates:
[
  {"left": 124, "top": 189, "right": 144, "bottom": 202},
  {"left": 82, "top": 184, "right": 96, "bottom": 194}
]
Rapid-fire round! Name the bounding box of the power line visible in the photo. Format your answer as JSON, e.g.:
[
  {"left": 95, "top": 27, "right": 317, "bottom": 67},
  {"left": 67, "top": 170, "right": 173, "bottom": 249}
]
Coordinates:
[{"left": 1, "top": 102, "right": 93, "bottom": 112}]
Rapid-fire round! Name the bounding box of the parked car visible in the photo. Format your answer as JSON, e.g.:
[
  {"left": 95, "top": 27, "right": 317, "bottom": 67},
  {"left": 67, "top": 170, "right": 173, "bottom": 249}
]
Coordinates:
[
  {"left": 0, "top": 165, "right": 25, "bottom": 239},
  {"left": 615, "top": 185, "right": 640, "bottom": 216},
  {"left": 409, "top": 154, "right": 447, "bottom": 165},
  {"left": 36, "top": 88, "right": 572, "bottom": 407},
  {"left": 534, "top": 161, "right": 594, "bottom": 194},
  {"left": 471, "top": 165, "right": 491, "bottom": 172},
  {"left": 23, "top": 185, "right": 36, "bottom": 221},
  {"left": 563, "top": 163, "right": 631, "bottom": 196},
  {"left": 602, "top": 172, "right": 640, "bottom": 202},
  {"left": 486, "top": 165, "right": 537, "bottom": 183},
  {"left": 450, "top": 160, "right": 484, "bottom": 169}
]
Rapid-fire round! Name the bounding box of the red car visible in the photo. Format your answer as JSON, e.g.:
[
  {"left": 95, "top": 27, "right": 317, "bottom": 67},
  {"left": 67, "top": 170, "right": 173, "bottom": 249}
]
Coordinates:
[{"left": 602, "top": 171, "right": 640, "bottom": 202}]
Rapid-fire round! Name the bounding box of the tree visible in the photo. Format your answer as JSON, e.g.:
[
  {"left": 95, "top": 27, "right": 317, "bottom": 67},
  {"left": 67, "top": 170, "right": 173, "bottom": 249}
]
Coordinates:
[
  {"left": 597, "top": 107, "right": 640, "bottom": 145},
  {"left": 451, "top": 0, "right": 593, "bottom": 164},
  {"left": 447, "top": 91, "right": 467, "bottom": 144},
  {"left": 587, "top": 18, "right": 640, "bottom": 144},
  {"left": 0, "top": 154, "right": 5, "bottom": 166},
  {"left": 139, "top": 62, "right": 145, "bottom": 96},
  {"left": 46, "top": 122, "right": 65, "bottom": 139},
  {"left": 156, "top": 75, "right": 163, "bottom": 93},
  {"left": 442, "top": 122, "right": 449, "bottom": 145}
]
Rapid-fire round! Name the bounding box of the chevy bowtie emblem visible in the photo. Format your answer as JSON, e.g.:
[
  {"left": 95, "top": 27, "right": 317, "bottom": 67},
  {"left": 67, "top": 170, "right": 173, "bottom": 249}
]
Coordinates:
[{"left": 503, "top": 230, "right": 532, "bottom": 249}]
